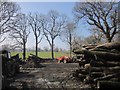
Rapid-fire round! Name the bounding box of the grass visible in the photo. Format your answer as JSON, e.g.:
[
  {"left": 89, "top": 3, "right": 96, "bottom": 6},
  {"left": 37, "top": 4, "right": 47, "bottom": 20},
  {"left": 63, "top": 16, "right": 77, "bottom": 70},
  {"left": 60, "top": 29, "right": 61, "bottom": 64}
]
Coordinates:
[{"left": 11, "top": 51, "right": 69, "bottom": 59}]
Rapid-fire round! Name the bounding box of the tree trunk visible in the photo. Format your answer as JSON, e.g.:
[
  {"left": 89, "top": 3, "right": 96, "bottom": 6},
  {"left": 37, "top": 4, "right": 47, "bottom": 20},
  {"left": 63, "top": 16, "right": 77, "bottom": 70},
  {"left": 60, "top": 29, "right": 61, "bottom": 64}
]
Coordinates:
[
  {"left": 23, "top": 41, "right": 26, "bottom": 60},
  {"left": 105, "top": 33, "right": 112, "bottom": 42},
  {"left": 51, "top": 39, "right": 54, "bottom": 60},
  {"left": 36, "top": 36, "right": 38, "bottom": 56},
  {"left": 70, "top": 33, "right": 72, "bottom": 58}
]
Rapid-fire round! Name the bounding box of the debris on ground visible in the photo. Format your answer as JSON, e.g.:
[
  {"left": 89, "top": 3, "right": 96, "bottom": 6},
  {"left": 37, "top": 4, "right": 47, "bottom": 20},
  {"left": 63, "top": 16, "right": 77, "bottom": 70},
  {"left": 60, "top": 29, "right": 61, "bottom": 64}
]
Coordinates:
[
  {"left": 5, "top": 63, "right": 90, "bottom": 89},
  {"left": 73, "top": 42, "right": 120, "bottom": 89},
  {"left": 23, "top": 54, "right": 44, "bottom": 68}
]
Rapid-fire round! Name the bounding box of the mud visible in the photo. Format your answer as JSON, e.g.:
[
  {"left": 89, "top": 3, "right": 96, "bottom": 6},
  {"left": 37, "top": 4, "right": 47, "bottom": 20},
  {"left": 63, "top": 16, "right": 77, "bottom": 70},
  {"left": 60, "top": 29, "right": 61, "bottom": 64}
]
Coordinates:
[{"left": 6, "top": 62, "right": 92, "bottom": 89}]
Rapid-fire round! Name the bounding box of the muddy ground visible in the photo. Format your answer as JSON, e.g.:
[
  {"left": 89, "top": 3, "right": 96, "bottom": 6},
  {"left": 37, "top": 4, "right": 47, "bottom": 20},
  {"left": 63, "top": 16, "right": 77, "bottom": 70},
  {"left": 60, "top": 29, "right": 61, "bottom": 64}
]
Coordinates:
[{"left": 6, "top": 62, "right": 92, "bottom": 89}]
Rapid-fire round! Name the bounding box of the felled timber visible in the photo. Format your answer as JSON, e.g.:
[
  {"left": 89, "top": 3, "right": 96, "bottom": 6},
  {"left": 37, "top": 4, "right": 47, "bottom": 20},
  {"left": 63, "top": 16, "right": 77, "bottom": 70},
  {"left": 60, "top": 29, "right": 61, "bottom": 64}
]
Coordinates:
[
  {"left": 73, "top": 49, "right": 84, "bottom": 54},
  {"left": 106, "top": 61, "right": 120, "bottom": 67},
  {"left": 90, "top": 60, "right": 105, "bottom": 67},
  {"left": 95, "top": 42, "right": 120, "bottom": 51},
  {"left": 73, "top": 42, "right": 120, "bottom": 88},
  {"left": 82, "top": 44, "right": 97, "bottom": 50},
  {"left": 83, "top": 50, "right": 120, "bottom": 61},
  {"left": 90, "top": 60, "right": 120, "bottom": 67},
  {"left": 90, "top": 66, "right": 120, "bottom": 72},
  {"left": 107, "top": 66, "right": 120, "bottom": 73},
  {"left": 94, "top": 72, "right": 120, "bottom": 82},
  {"left": 91, "top": 72, "right": 104, "bottom": 78},
  {"left": 90, "top": 48, "right": 120, "bottom": 54},
  {"left": 90, "top": 67, "right": 104, "bottom": 72},
  {"left": 97, "top": 81, "right": 120, "bottom": 89}
]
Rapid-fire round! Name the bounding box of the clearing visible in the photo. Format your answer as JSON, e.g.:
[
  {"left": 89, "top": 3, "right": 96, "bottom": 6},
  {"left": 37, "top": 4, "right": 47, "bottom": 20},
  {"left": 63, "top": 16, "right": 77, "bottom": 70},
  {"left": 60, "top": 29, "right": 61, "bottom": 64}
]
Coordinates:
[
  {"left": 6, "top": 62, "right": 91, "bottom": 89},
  {"left": 11, "top": 52, "right": 69, "bottom": 58}
]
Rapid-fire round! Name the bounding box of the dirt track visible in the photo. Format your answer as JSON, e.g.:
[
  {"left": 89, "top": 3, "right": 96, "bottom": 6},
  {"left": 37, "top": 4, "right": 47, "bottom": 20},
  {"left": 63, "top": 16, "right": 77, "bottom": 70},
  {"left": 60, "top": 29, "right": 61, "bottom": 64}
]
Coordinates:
[{"left": 7, "top": 63, "right": 91, "bottom": 89}]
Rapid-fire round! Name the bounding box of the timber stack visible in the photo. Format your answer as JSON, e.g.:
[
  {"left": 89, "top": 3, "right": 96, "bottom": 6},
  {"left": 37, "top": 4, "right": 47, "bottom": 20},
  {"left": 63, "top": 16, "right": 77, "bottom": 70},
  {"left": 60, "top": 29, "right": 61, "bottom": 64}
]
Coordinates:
[{"left": 73, "top": 42, "right": 120, "bottom": 89}]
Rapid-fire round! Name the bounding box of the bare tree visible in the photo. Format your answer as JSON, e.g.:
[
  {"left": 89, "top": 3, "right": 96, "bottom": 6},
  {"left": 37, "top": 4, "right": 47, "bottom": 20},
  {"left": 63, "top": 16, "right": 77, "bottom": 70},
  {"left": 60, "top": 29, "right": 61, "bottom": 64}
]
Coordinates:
[
  {"left": 74, "top": 2, "right": 119, "bottom": 42},
  {"left": 42, "top": 10, "right": 67, "bottom": 60},
  {"left": 89, "top": 26, "right": 104, "bottom": 44},
  {"left": 28, "top": 13, "right": 43, "bottom": 56},
  {"left": 60, "top": 22, "right": 76, "bottom": 58},
  {"left": 0, "top": 34, "right": 5, "bottom": 43},
  {"left": 0, "top": 1, "right": 20, "bottom": 42},
  {"left": 72, "top": 36, "right": 84, "bottom": 50},
  {"left": 9, "top": 13, "right": 30, "bottom": 60}
]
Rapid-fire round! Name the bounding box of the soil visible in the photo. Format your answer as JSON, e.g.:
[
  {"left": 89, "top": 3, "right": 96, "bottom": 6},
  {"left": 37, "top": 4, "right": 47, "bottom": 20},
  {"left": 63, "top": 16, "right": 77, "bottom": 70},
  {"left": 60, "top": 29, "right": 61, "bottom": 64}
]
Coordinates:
[{"left": 5, "top": 62, "right": 92, "bottom": 89}]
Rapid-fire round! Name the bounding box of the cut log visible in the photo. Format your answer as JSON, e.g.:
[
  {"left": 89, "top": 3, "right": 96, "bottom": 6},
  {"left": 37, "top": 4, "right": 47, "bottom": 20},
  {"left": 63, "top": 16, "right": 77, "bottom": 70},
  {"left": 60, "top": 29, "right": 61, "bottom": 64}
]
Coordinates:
[
  {"left": 95, "top": 42, "right": 120, "bottom": 51},
  {"left": 90, "top": 67, "right": 104, "bottom": 72},
  {"left": 90, "top": 60, "right": 120, "bottom": 67},
  {"left": 106, "top": 61, "right": 120, "bottom": 67},
  {"left": 91, "top": 47, "right": 120, "bottom": 53},
  {"left": 84, "top": 50, "right": 120, "bottom": 61},
  {"left": 108, "top": 66, "right": 120, "bottom": 73},
  {"left": 73, "top": 49, "right": 84, "bottom": 54},
  {"left": 91, "top": 72, "right": 104, "bottom": 78},
  {"left": 97, "top": 81, "right": 120, "bottom": 89},
  {"left": 90, "top": 66, "right": 120, "bottom": 73},
  {"left": 94, "top": 72, "right": 120, "bottom": 82},
  {"left": 90, "top": 60, "right": 105, "bottom": 67},
  {"left": 82, "top": 44, "right": 97, "bottom": 50}
]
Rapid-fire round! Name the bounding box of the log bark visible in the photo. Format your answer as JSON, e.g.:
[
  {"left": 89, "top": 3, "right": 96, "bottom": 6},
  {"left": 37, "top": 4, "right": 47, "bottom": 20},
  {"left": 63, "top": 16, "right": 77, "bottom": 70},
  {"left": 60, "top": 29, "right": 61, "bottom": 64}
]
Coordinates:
[
  {"left": 91, "top": 72, "right": 104, "bottom": 78},
  {"left": 90, "top": 60, "right": 120, "bottom": 67},
  {"left": 106, "top": 61, "right": 120, "bottom": 67},
  {"left": 84, "top": 50, "right": 120, "bottom": 61},
  {"left": 95, "top": 42, "right": 120, "bottom": 51},
  {"left": 73, "top": 49, "right": 84, "bottom": 54},
  {"left": 90, "top": 67, "right": 104, "bottom": 72},
  {"left": 94, "top": 72, "right": 120, "bottom": 82},
  {"left": 91, "top": 48, "right": 120, "bottom": 53},
  {"left": 90, "top": 66, "right": 120, "bottom": 72},
  {"left": 107, "top": 66, "right": 120, "bottom": 73},
  {"left": 90, "top": 60, "right": 105, "bottom": 67}
]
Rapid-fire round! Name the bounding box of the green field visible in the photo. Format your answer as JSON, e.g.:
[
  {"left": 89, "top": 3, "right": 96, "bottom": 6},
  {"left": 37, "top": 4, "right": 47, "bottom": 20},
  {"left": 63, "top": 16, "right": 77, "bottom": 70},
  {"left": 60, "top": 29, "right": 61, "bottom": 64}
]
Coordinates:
[{"left": 11, "top": 52, "right": 69, "bottom": 59}]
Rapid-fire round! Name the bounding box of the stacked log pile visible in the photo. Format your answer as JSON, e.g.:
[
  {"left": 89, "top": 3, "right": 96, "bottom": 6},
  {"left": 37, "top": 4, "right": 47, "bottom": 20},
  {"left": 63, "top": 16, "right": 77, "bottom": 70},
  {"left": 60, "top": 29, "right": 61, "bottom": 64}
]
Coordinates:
[{"left": 73, "top": 42, "right": 120, "bottom": 89}]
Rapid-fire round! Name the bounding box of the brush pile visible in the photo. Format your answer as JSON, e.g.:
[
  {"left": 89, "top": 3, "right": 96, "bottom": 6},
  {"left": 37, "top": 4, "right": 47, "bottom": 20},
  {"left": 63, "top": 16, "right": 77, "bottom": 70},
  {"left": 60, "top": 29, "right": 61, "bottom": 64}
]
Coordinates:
[
  {"left": 23, "top": 54, "right": 44, "bottom": 68},
  {"left": 73, "top": 42, "right": 120, "bottom": 89}
]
